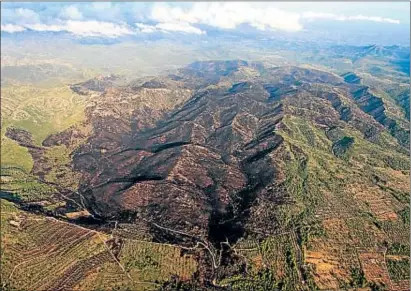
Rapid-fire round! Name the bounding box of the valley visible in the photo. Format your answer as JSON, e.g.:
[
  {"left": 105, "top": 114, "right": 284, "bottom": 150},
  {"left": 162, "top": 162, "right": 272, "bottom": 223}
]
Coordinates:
[{"left": 1, "top": 41, "right": 410, "bottom": 291}]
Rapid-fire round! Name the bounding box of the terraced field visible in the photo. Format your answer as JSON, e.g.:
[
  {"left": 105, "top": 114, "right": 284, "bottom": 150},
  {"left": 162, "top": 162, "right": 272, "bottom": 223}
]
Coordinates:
[
  {"left": 1, "top": 199, "right": 199, "bottom": 291},
  {"left": 1, "top": 200, "right": 107, "bottom": 291},
  {"left": 213, "top": 107, "right": 409, "bottom": 291}
]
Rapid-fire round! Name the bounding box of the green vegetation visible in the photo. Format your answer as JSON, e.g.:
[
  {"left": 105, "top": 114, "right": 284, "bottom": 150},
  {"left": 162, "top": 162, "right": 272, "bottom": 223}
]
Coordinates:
[
  {"left": 332, "top": 136, "right": 354, "bottom": 159},
  {"left": 387, "top": 258, "right": 410, "bottom": 281},
  {"left": 349, "top": 267, "right": 367, "bottom": 288},
  {"left": 1, "top": 167, "right": 55, "bottom": 202},
  {"left": 1, "top": 199, "right": 108, "bottom": 291},
  {"left": 0, "top": 131, "right": 33, "bottom": 172},
  {"left": 0, "top": 199, "right": 198, "bottom": 291},
  {"left": 0, "top": 85, "right": 87, "bottom": 202},
  {"left": 398, "top": 207, "right": 410, "bottom": 225},
  {"left": 279, "top": 116, "right": 342, "bottom": 229},
  {"left": 1, "top": 85, "right": 86, "bottom": 146},
  {"left": 91, "top": 288, "right": 135, "bottom": 291},
  {"left": 119, "top": 240, "right": 197, "bottom": 284},
  {"left": 43, "top": 145, "right": 82, "bottom": 191},
  {"left": 159, "top": 279, "right": 204, "bottom": 291},
  {"left": 369, "top": 282, "right": 388, "bottom": 291},
  {"left": 218, "top": 269, "right": 279, "bottom": 291},
  {"left": 258, "top": 235, "right": 303, "bottom": 291},
  {"left": 275, "top": 112, "right": 409, "bottom": 289},
  {"left": 387, "top": 242, "right": 410, "bottom": 256},
  {"left": 298, "top": 225, "right": 326, "bottom": 250}
]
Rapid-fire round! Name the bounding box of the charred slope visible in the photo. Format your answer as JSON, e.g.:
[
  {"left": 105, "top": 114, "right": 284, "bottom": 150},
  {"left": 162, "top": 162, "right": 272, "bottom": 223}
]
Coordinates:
[
  {"left": 75, "top": 75, "right": 286, "bottom": 245},
  {"left": 347, "top": 84, "right": 410, "bottom": 148},
  {"left": 71, "top": 61, "right": 408, "bottom": 247}
]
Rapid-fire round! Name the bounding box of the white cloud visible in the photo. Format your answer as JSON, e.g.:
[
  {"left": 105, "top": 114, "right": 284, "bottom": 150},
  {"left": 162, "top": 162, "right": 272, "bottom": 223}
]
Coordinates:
[
  {"left": 301, "top": 12, "right": 338, "bottom": 21},
  {"left": 135, "top": 22, "right": 157, "bottom": 33},
  {"left": 346, "top": 15, "right": 400, "bottom": 24},
  {"left": 301, "top": 11, "right": 400, "bottom": 24},
  {"left": 1, "top": 24, "right": 26, "bottom": 33},
  {"left": 21, "top": 20, "right": 135, "bottom": 38},
  {"left": 63, "top": 20, "right": 133, "bottom": 37},
  {"left": 157, "top": 22, "right": 205, "bottom": 34},
  {"left": 26, "top": 23, "right": 64, "bottom": 32},
  {"left": 148, "top": 3, "right": 400, "bottom": 32},
  {"left": 59, "top": 5, "right": 83, "bottom": 20},
  {"left": 136, "top": 21, "right": 205, "bottom": 35},
  {"left": 150, "top": 2, "right": 302, "bottom": 32}
]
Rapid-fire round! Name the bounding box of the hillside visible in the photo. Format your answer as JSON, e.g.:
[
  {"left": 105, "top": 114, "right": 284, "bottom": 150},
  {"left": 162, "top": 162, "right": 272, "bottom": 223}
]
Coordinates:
[{"left": 1, "top": 59, "right": 409, "bottom": 291}]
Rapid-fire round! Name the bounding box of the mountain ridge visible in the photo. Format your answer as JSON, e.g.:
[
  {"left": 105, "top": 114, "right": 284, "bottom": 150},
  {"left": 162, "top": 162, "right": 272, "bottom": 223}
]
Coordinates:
[{"left": 1, "top": 60, "right": 409, "bottom": 290}]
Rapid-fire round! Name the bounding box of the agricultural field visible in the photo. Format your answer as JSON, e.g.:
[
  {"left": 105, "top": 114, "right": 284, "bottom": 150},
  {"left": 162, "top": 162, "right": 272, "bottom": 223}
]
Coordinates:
[
  {"left": 0, "top": 166, "right": 56, "bottom": 203},
  {"left": 386, "top": 258, "right": 410, "bottom": 282},
  {"left": 119, "top": 240, "right": 197, "bottom": 283},
  {"left": 0, "top": 199, "right": 199, "bottom": 291},
  {"left": 1, "top": 199, "right": 109, "bottom": 291},
  {"left": 215, "top": 113, "right": 411, "bottom": 291}
]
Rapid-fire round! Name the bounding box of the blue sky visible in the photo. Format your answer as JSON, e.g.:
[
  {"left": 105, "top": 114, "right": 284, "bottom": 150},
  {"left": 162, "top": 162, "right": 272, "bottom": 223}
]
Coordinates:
[{"left": 1, "top": 2, "right": 409, "bottom": 38}]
